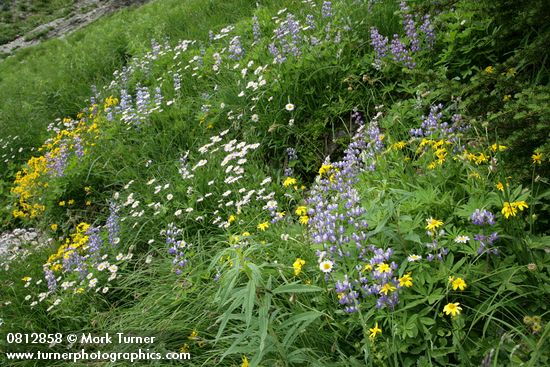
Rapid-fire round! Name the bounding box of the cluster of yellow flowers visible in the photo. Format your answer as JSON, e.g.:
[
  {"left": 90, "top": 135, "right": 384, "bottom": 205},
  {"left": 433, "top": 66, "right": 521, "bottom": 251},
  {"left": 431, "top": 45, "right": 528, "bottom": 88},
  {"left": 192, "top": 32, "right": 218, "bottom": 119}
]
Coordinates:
[
  {"left": 501, "top": 201, "right": 528, "bottom": 219},
  {"left": 46, "top": 222, "right": 91, "bottom": 271},
  {"left": 11, "top": 156, "right": 48, "bottom": 218},
  {"left": 293, "top": 258, "right": 305, "bottom": 276},
  {"left": 11, "top": 97, "right": 117, "bottom": 219},
  {"left": 415, "top": 139, "right": 452, "bottom": 169}
]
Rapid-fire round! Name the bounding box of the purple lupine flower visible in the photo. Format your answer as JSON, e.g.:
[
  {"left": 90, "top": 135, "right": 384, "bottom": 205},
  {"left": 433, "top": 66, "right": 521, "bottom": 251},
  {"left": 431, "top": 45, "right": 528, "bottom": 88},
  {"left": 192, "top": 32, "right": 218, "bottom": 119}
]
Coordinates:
[
  {"left": 46, "top": 142, "right": 69, "bottom": 177},
  {"left": 400, "top": 2, "right": 419, "bottom": 52},
  {"left": 86, "top": 226, "right": 103, "bottom": 256},
  {"left": 228, "top": 36, "right": 245, "bottom": 60},
  {"left": 306, "top": 14, "right": 316, "bottom": 30},
  {"left": 252, "top": 16, "right": 261, "bottom": 43},
  {"left": 165, "top": 223, "right": 189, "bottom": 275},
  {"left": 471, "top": 209, "right": 496, "bottom": 226},
  {"left": 390, "top": 35, "right": 415, "bottom": 69},
  {"left": 172, "top": 72, "right": 182, "bottom": 92},
  {"left": 370, "top": 27, "right": 388, "bottom": 70},
  {"left": 287, "top": 147, "right": 298, "bottom": 161},
  {"left": 106, "top": 202, "right": 120, "bottom": 246},
  {"left": 322, "top": 1, "right": 333, "bottom": 18},
  {"left": 44, "top": 266, "right": 57, "bottom": 293},
  {"left": 420, "top": 14, "right": 436, "bottom": 48},
  {"left": 154, "top": 87, "right": 163, "bottom": 107}
]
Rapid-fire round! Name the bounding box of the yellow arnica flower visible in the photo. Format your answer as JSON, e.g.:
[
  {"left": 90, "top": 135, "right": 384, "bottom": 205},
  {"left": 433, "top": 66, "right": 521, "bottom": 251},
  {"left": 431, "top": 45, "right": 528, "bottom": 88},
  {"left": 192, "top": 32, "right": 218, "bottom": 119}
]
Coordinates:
[
  {"left": 496, "top": 182, "right": 504, "bottom": 192},
  {"left": 369, "top": 322, "right": 382, "bottom": 340},
  {"left": 502, "top": 201, "right": 528, "bottom": 219},
  {"left": 241, "top": 355, "right": 249, "bottom": 367},
  {"left": 425, "top": 217, "right": 444, "bottom": 231},
  {"left": 68, "top": 199, "right": 75, "bottom": 205},
  {"left": 257, "top": 221, "right": 269, "bottom": 231},
  {"left": 50, "top": 224, "right": 58, "bottom": 231},
  {"left": 319, "top": 164, "right": 333, "bottom": 176},
  {"left": 484, "top": 65, "right": 494, "bottom": 74},
  {"left": 293, "top": 258, "right": 305, "bottom": 276},
  {"left": 379, "top": 283, "right": 397, "bottom": 295},
  {"left": 228, "top": 215, "right": 236, "bottom": 223},
  {"left": 532, "top": 152, "right": 542, "bottom": 165},
  {"left": 59, "top": 201, "right": 66, "bottom": 206},
  {"left": 399, "top": 273, "right": 413, "bottom": 288},
  {"left": 283, "top": 177, "right": 297, "bottom": 187},
  {"left": 22, "top": 276, "right": 31, "bottom": 282},
  {"left": 377, "top": 263, "right": 391, "bottom": 273},
  {"left": 295, "top": 206, "right": 307, "bottom": 216},
  {"left": 451, "top": 277, "right": 467, "bottom": 291},
  {"left": 443, "top": 302, "right": 462, "bottom": 317},
  {"left": 299, "top": 215, "right": 309, "bottom": 225},
  {"left": 392, "top": 141, "right": 406, "bottom": 150}
]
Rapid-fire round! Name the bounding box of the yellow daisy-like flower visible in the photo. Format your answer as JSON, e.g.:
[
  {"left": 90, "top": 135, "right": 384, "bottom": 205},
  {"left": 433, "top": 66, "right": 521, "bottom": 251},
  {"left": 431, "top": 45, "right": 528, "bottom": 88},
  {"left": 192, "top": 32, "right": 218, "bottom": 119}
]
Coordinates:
[
  {"left": 484, "top": 65, "right": 494, "bottom": 74},
  {"left": 318, "top": 164, "right": 333, "bottom": 176},
  {"left": 501, "top": 202, "right": 516, "bottom": 218},
  {"left": 68, "top": 199, "right": 75, "bottom": 205},
  {"left": 299, "top": 215, "right": 309, "bottom": 225},
  {"left": 398, "top": 273, "right": 413, "bottom": 288},
  {"left": 502, "top": 201, "right": 529, "bottom": 219},
  {"left": 228, "top": 215, "right": 236, "bottom": 223},
  {"left": 392, "top": 141, "right": 406, "bottom": 150},
  {"left": 283, "top": 177, "right": 297, "bottom": 187},
  {"left": 377, "top": 263, "right": 391, "bottom": 273},
  {"left": 241, "top": 355, "right": 249, "bottom": 367},
  {"left": 369, "top": 322, "right": 382, "bottom": 340},
  {"left": 50, "top": 223, "right": 58, "bottom": 231},
  {"left": 379, "top": 283, "right": 397, "bottom": 295},
  {"left": 425, "top": 217, "right": 444, "bottom": 231},
  {"left": 451, "top": 277, "right": 467, "bottom": 291},
  {"left": 532, "top": 152, "right": 542, "bottom": 165},
  {"left": 22, "top": 276, "right": 31, "bottom": 282},
  {"left": 293, "top": 258, "right": 306, "bottom": 276},
  {"left": 295, "top": 206, "right": 308, "bottom": 216},
  {"left": 58, "top": 201, "right": 66, "bottom": 206},
  {"left": 496, "top": 182, "right": 504, "bottom": 192},
  {"left": 257, "top": 222, "right": 269, "bottom": 231},
  {"left": 362, "top": 264, "right": 373, "bottom": 272},
  {"left": 443, "top": 302, "right": 462, "bottom": 317}
]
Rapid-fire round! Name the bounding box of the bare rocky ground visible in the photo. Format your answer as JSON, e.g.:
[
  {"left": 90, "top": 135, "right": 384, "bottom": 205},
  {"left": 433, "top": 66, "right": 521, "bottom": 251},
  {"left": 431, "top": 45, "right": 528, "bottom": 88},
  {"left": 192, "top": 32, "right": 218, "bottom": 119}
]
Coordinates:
[
  {"left": 0, "top": 0, "right": 150, "bottom": 55},
  {"left": 0, "top": 228, "right": 52, "bottom": 270}
]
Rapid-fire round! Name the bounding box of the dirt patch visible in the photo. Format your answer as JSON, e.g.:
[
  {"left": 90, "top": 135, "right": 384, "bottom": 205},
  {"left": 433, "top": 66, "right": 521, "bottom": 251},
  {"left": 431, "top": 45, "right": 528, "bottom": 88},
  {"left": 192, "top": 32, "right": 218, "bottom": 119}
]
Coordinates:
[{"left": 0, "top": 0, "right": 151, "bottom": 55}]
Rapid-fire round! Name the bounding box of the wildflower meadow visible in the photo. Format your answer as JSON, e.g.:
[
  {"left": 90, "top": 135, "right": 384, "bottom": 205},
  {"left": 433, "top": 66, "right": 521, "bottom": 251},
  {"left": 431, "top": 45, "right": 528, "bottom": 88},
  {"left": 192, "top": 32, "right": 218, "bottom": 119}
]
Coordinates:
[{"left": 1, "top": 0, "right": 549, "bottom": 366}]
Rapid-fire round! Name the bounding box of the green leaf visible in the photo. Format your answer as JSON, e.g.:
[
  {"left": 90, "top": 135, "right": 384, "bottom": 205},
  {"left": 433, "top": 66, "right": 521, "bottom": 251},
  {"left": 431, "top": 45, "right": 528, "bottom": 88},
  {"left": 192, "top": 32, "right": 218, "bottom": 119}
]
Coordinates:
[{"left": 272, "top": 283, "right": 323, "bottom": 294}]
